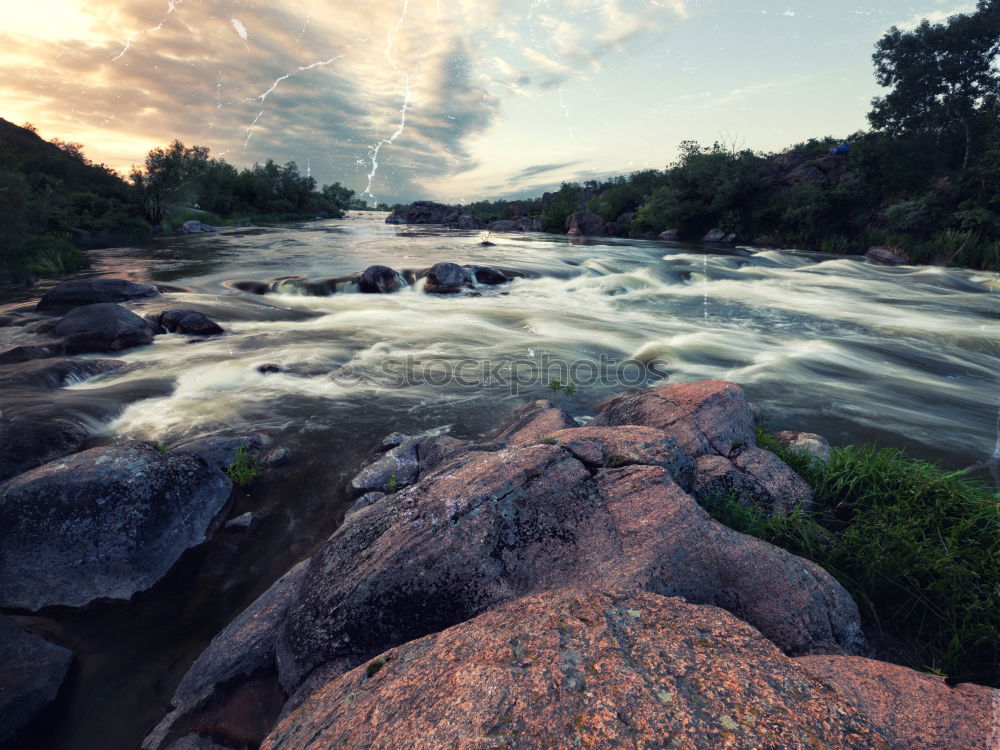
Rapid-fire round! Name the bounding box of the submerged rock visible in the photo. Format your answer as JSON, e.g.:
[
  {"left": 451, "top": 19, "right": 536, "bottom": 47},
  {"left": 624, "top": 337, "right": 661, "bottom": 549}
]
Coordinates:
[
  {"left": 0, "top": 614, "right": 73, "bottom": 743},
  {"left": 36, "top": 278, "right": 160, "bottom": 312},
  {"left": 465, "top": 265, "right": 508, "bottom": 285},
  {"left": 0, "top": 357, "right": 126, "bottom": 389},
  {"left": 53, "top": 303, "right": 157, "bottom": 354},
  {"left": 0, "top": 345, "right": 59, "bottom": 365},
  {"left": 0, "top": 441, "right": 232, "bottom": 610},
  {"left": 263, "top": 590, "right": 889, "bottom": 750}
]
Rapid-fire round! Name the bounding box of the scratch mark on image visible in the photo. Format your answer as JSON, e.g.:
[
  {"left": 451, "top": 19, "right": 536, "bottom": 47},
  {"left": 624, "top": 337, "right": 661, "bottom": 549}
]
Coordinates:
[
  {"left": 112, "top": 0, "right": 183, "bottom": 61},
  {"left": 363, "top": 0, "right": 412, "bottom": 201}
]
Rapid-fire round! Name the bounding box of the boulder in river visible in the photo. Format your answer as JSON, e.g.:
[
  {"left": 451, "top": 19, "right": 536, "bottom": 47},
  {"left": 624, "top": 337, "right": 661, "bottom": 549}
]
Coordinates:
[
  {"left": 0, "top": 345, "right": 59, "bottom": 365},
  {"left": 358, "top": 265, "right": 405, "bottom": 294},
  {"left": 36, "top": 278, "right": 160, "bottom": 312},
  {"left": 423, "top": 262, "right": 474, "bottom": 294},
  {"left": 0, "top": 441, "right": 232, "bottom": 610},
  {"left": 465, "top": 265, "right": 508, "bottom": 285},
  {"left": 703, "top": 228, "right": 728, "bottom": 242},
  {"left": 263, "top": 590, "right": 888, "bottom": 750},
  {"left": 0, "top": 417, "right": 90, "bottom": 483},
  {"left": 53, "top": 302, "right": 157, "bottom": 354},
  {"left": 180, "top": 220, "right": 217, "bottom": 234},
  {"left": 385, "top": 201, "right": 460, "bottom": 225},
  {"left": 151, "top": 309, "right": 225, "bottom": 336},
  {"left": 0, "top": 614, "right": 73, "bottom": 743},
  {"left": 865, "top": 246, "right": 910, "bottom": 265},
  {"left": 565, "top": 210, "right": 607, "bottom": 237}
]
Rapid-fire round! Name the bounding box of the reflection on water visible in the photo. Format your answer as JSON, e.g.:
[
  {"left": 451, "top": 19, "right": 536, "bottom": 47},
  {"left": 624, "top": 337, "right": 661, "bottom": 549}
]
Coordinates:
[{"left": 1, "top": 211, "right": 998, "bottom": 750}]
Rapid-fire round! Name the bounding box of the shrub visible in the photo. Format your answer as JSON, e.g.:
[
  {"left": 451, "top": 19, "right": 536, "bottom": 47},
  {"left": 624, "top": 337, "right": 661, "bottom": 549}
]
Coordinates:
[{"left": 11, "top": 236, "right": 87, "bottom": 275}]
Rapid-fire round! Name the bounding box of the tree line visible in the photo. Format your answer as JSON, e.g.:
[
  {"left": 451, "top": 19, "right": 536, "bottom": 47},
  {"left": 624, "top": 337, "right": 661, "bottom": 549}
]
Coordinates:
[{"left": 463, "top": 1, "right": 1000, "bottom": 269}]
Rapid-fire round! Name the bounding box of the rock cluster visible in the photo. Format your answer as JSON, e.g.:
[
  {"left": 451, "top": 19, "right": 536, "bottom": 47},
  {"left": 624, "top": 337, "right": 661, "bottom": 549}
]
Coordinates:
[{"left": 139, "top": 379, "right": 995, "bottom": 750}]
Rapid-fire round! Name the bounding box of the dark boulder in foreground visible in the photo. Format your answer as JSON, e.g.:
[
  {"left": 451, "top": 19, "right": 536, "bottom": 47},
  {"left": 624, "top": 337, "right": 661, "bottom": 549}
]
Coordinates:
[
  {"left": 0, "top": 417, "right": 89, "bottom": 483},
  {"left": 423, "top": 262, "right": 473, "bottom": 294},
  {"left": 0, "top": 441, "right": 232, "bottom": 610},
  {"left": 0, "top": 614, "right": 73, "bottom": 743},
  {"left": 53, "top": 303, "right": 157, "bottom": 354},
  {"left": 36, "top": 278, "right": 160, "bottom": 312},
  {"left": 0, "top": 345, "right": 59, "bottom": 365},
  {"left": 358, "top": 265, "right": 405, "bottom": 294},
  {"left": 150, "top": 309, "right": 225, "bottom": 336},
  {"left": 263, "top": 590, "right": 889, "bottom": 750},
  {"left": 465, "top": 265, "right": 508, "bottom": 285}
]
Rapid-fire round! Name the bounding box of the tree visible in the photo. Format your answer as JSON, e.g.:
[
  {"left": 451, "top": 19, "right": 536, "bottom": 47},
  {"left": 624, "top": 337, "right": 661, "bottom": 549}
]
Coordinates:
[
  {"left": 129, "top": 140, "right": 210, "bottom": 225},
  {"left": 869, "top": 1, "right": 1000, "bottom": 169}
]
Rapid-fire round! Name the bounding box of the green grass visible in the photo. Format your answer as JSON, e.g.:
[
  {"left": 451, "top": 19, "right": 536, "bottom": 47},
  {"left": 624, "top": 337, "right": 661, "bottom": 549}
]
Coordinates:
[
  {"left": 704, "top": 429, "right": 999, "bottom": 683},
  {"left": 386, "top": 472, "right": 409, "bottom": 493},
  {"left": 366, "top": 656, "right": 388, "bottom": 678},
  {"left": 162, "top": 207, "right": 227, "bottom": 233},
  {"left": 150, "top": 441, "right": 169, "bottom": 455},
  {"left": 10, "top": 236, "right": 88, "bottom": 276},
  {"left": 225, "top": 444, "right": 263, "bottom": 487}
]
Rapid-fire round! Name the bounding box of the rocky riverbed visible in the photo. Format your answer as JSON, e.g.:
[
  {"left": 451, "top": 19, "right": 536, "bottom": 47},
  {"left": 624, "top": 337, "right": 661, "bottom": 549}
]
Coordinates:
[{"left": 0, "top": 213, "right": 997, "bottom": 748}]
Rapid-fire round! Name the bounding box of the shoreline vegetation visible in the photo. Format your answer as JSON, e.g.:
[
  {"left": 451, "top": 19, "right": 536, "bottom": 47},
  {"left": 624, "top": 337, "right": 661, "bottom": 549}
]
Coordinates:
[{"left": 2, "top": 2, "right": 998, "bottom": 280}]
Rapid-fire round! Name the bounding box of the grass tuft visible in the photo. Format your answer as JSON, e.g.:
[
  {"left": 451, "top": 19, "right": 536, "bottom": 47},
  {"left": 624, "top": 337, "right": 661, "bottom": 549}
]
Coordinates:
[
  {"left": 225, "top": 444, "right": 263, "bottom": 487},
  {"left": 703, "top": 430, "right": 999, "bottom": 683}
]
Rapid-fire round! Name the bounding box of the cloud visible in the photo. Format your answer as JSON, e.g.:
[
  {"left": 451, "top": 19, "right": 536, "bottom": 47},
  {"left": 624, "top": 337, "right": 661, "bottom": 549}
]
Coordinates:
[
  {"left": 511, "top": 161, "right": 582, "bottom": 180},
  {"left": 895, "top": 3, "right": 975, "bottom": 30},
  {"left": 0, "top": 0, "right": 689, "bottom": 203}
]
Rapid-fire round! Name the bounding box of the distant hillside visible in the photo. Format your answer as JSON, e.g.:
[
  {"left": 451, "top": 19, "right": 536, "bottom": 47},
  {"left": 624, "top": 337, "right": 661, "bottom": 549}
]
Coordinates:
[{"left": 0, "top": 118, "right": 149, "bottom": 279}]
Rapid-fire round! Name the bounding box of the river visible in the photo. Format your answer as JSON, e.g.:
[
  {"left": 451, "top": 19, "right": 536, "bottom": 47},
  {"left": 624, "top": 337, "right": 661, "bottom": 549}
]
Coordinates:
[{"left": 1, "top": 210, "right": 998, "bottom": 749}]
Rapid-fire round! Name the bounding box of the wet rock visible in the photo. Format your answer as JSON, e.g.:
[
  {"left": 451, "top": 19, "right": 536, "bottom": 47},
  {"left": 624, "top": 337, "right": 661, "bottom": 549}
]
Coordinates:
[
  {"left": 231, "top": 280, "right": 270, "bottom": 295},
  {"left": 162, "top": 735, "right": 232, "bottom": 750},
  {"left": 154, "top": 309, "right": 225, "bottom": 336},
  {"left": 358, "top": 265, "right": 405, "bottom": 294},
  {"left": 53, "top": 302, "right": 157, "bottom": 354},
  {"left": 0, "top": 417, "right": 90, "bottom": 483},
  {"left": 865, "top": 246, "right": 910, "bottom": 265},
  {"left": 423, "top": 262, "right": 474, "bottom": 294},
  {"left": 378, "top": 432, "right": 408, "bottom": 451},
  {"left": 260, "top": 448, "right": 291, "bottom": 467},
  {"left": 0, "top": 345, "right": 58, "bottom": 365},
  {"left": 0, "top": 357, "right": 126, "bottom": 389},
  {"left": 590, "top": 379, "right": 756, "bottom": 457},
  {"left": 264, "top": 590, "right": 888, "bottom": 750},
  {"left": 565, "top": 210, "right": 607, "bottom": 237},
  {"left": 224, "top": 512, "right": 261, "bottom": 531},
  {"left": 347, "top": 438, "right": 421, "bottom": 497},
  {"left": 0, "top": 441, "right": 232, "bottom": 610},
  {"left": 703, "top": 228, "right": 728, "bottom": 242},
  {"left": 173, "top": 435, "right": 266, "bottom": 475},
  {"left": 658, "top": 228, "right": 679, "bottom": 240},
  {"left": 796, "top": 655, "right": 997, "bottom": 749},
  {"left": 36, "top": 278, "right": 160, "bottom": 312},
  {"left": 465, "top": 265, "right": 508, "bottom": 285},
  {"left": 276, "top": 443, "right": 865, "bottom": 692},
  {"left": 256, "top": 363, "right": 283, "bottom": 374},
  {"left": 490, "top": 218, "right": 535, "bottom": 232},
  {"left": 773, "top": 430, "right": 833, "bottom": 464},
  {"left": 0, "top": 614, "right": 74, "bottom": 743},
  {"left": 143, "top": 561, "right": 308, "bottom": 750},
  {"left": 464, "top": 290, "right": 483, "bottom": 297},
  {"left": 486, "top": 399, "right": 577, "bottom": 447}
]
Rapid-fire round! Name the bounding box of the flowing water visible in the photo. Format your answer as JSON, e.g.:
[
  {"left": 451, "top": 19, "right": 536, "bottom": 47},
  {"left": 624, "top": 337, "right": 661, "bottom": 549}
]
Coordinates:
[{"left": 2, "top": 211, "right": 998, "bottom": 749}]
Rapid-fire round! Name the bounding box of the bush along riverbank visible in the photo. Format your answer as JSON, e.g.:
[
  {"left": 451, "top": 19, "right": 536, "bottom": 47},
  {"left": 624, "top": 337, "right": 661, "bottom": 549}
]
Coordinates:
[{"left": 123, "top": 380, "right": 995, "bottom": 749}]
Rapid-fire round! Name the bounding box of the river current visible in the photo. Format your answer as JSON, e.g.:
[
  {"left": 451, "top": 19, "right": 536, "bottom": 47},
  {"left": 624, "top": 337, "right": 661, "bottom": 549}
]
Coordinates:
[{"left": 1, "top": 210, "right": 998, "bottom": 749}]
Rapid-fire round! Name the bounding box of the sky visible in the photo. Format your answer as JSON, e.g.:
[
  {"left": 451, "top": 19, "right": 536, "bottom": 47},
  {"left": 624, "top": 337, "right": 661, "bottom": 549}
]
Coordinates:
[{"left": 1, "top": 0, "right": 976, "bottom": 204}]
